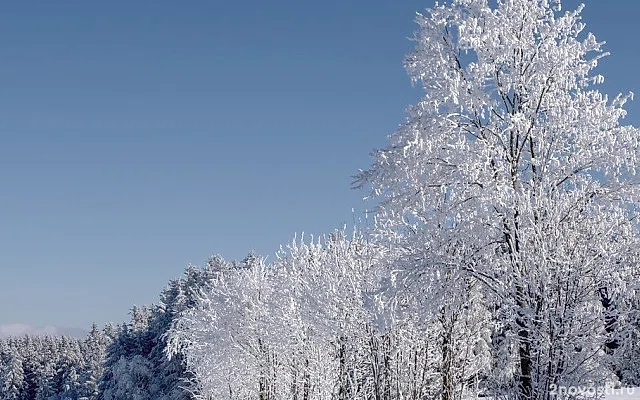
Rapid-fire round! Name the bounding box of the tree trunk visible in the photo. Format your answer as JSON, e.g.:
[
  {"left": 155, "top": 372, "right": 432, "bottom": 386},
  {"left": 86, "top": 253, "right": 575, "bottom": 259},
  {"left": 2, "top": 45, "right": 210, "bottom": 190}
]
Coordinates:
[
  {"left": 516, "top": 284, "right": 533, "bottom": 400},
  {"left": 441, "top": 315, "right": 454, "bottom": 400},
  {"left": 599, "top": 286, "right": 623, "bottom": 382},
  {"left": 303, "top": 358, "right": 310, "bottom": 400},
  {"left": 338, "top": 336, "right": 350, "bottom": 400}
]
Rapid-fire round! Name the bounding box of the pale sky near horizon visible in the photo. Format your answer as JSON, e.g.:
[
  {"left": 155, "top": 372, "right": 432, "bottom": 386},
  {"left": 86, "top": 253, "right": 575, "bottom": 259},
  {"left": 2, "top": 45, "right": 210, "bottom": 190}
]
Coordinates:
[{"left": 1, "top": 0, "right": 638, "bottom": 330}]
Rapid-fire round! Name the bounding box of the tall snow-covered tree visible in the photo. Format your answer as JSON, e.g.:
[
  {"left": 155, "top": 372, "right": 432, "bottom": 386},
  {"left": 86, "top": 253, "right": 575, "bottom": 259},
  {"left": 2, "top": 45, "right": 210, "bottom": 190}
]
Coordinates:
[{"left": 356, "top": 0, "right": 640, "bottom": 398}]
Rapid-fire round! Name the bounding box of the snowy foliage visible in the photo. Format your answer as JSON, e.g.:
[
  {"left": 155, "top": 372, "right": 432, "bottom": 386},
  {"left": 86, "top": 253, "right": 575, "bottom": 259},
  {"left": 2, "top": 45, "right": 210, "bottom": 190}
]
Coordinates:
[
  {"left": 167, "top": 231, "right": 497, "bottom": 399},
  {"left": 168, "top": 232, "right": 395, "bottom": 400},
  {"left": 355, "top": 0, "right": 640, "bottom": 398},
  {"left": 97, "top": 265, "right": 220, "bottom": 400}
]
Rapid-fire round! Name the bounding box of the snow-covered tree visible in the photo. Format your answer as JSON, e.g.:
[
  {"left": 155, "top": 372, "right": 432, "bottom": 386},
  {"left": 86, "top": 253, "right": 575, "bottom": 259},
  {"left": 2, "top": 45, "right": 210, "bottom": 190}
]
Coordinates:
[
  {"left": 80, "top": 324, "right": 111, "bottom": 399},
  {"left": 0, "top": 350, "right": 24, "bottom": 400},
  {"left": 269, "top": 231, "right": 383, "bottom": 400},
  {"left": 166, "top": 255, "right": 276, "bottom": 400},
  {"left": 356, "top": 0, "right": 640, "bottom": 398}
]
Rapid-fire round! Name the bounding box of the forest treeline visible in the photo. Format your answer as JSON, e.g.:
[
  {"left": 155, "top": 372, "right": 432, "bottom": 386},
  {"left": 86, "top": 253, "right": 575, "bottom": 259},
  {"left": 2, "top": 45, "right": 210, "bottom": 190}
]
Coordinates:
[{"left": 1, "top": 233, "right": 639, "bottom": 400}]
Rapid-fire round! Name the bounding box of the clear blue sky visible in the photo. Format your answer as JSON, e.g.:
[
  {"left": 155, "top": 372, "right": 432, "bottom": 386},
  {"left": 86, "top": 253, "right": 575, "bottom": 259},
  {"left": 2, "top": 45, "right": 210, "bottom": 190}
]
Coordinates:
[{"left": 1, "top": 1, "right": 637, "bottom": 329}]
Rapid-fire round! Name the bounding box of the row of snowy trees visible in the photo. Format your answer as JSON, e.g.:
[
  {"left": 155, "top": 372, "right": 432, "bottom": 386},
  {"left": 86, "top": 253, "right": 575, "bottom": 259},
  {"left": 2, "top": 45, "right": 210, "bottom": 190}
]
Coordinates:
[
  {"left": 0, "top": 325, "right": 113, "bottom": 400},
  {"left": 165, "top": 0, "right": 640, "bottom": 399},
  {"left": 164, "top": 233, "right": 640, "bottom": 400},
  {"left": 165, "top": 232, "right": 496, "bottom": 400}
]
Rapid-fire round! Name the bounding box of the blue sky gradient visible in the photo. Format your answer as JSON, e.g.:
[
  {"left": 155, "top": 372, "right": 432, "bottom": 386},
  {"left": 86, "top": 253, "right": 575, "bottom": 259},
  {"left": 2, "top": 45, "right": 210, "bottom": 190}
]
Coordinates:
[{"left": 1, "top": 0, "right": 638, "bottom": 328}]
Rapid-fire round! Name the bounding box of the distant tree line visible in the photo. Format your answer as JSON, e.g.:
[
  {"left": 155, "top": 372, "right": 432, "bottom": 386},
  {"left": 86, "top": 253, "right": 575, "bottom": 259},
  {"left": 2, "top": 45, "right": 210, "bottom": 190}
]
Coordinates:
[
  {"left": 0, "top": 262, "right": 218, "bottom": 400},
  {"left": 0, "top": 324, "right": 113, "bottom": 400}
]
